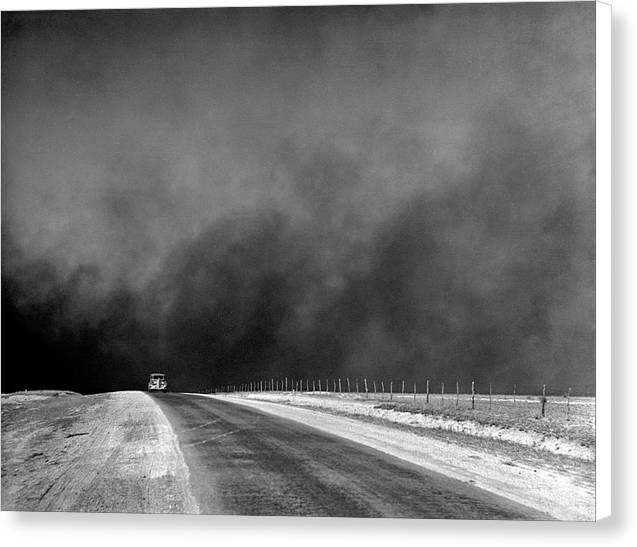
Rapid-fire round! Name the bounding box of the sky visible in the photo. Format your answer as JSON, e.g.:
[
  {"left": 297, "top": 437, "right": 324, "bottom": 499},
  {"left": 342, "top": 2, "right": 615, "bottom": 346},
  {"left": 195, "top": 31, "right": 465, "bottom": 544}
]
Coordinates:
[{"left": 1, "top": 3, "right": 596, "bottom": 394}]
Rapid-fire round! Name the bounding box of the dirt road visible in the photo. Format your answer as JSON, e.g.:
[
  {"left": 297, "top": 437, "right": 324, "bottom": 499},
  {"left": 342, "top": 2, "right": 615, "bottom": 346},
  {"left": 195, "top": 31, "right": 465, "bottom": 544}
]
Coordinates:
[
  {"left": 2, "top": 390, "right": 549, "bottom": 518},
  {"left": 152, "top": 393, "right": 547, "bottom": 519}
]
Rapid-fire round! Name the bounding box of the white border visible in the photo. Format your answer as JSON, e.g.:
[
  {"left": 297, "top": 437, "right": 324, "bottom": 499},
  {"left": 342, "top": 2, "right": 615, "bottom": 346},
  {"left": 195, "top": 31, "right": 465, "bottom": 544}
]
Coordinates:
[
  {"left": 595, "top": 0, "right": 612, "bottom": 522},
  {"left": 0, "top": 0, "right": 626, "bottom": 545}
]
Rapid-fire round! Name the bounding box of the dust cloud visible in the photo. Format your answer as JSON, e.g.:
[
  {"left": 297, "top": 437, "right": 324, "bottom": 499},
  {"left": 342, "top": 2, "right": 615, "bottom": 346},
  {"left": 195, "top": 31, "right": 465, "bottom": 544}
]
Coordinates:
[{"left": 2, "top": 4, "right": 595, "bottom": 393}]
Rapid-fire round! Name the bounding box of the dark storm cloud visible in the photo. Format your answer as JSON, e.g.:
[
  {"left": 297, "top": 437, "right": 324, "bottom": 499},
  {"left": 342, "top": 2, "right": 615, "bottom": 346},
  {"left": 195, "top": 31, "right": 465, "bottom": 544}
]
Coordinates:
[{"left": 2, "top": 3, "right": 595, "bottom": 393}]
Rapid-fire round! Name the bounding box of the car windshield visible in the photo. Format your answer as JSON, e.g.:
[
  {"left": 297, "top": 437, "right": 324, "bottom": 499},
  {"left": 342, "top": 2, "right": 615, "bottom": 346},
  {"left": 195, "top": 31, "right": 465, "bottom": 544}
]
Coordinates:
[{"left": 151, "top": 374, "right": 164, "bottom": 380}]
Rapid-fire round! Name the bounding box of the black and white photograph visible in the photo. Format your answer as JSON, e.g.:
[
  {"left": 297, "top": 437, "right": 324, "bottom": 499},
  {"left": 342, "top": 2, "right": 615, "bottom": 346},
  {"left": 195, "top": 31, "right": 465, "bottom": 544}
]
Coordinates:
[{"left": 1, "top": 1, "right": 603, "bottom": 522}]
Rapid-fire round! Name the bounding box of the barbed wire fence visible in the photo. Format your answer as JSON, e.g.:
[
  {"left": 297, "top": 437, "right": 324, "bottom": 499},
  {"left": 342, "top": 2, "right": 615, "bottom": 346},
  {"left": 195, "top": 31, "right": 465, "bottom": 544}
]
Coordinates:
[{"left": 197, "top": 377, "right": 594, "bottom": 421}]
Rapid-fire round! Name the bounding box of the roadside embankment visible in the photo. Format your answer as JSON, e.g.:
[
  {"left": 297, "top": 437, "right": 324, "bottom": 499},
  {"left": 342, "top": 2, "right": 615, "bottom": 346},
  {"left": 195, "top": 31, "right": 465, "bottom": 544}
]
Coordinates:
[{"left": 1, "top": 390, "right": 198, "bottom": 513}]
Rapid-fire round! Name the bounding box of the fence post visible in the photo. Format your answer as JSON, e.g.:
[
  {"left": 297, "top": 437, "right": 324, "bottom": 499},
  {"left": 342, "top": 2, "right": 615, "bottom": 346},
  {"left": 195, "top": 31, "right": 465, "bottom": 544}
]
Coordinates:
[
  {"left": 364, "top": 378, "right": 369, "bottom": 399},
  {"left": 338, "top": 378, "right": 342, "bottom": 393},
  {"left": 441, "top": 382, "right": 445, "bottom": 405},
  {"left": 390, "top": 381, "right": 393, "bottom": 401},
  {"left": 513, "top": 383, "right": 517, "bottom": 405},
  {"left": 312, "top": 379, "right": 315, "bottom": 392},
  {"left": 373, "top": 381, "right": 377, "bottom": 394},
  {"left": 566, "top": 387, "right": 571, "bottom": 421},
  {"left": 347, "top": 378, "right": 351, "bottom": 392},
  {"left": 402, "top": 380, "right": 405, "bottom": 395},
  {"left": 381, "top": 381, "right": 385, "bottom": 397},
  {"left": 456, "top": 380, "right": 459, "bottom": 408},
  {"left": 426, "top": 379, "right": 430, "bottom": 404},
  {"left": 489, "top": 383, "right": 492, "bottom": 411},
  {"left": 318, "top": 379, "right": 322, "bottom": 391},
  {"left": 414, "top": 382, "right": 417, "bottom": 403},
  {"left": 333, "top": 379, "right": 336, "bottom": 392},
  {"left": 356, "top": 379, "right": 359, "bottom": 393},
  {"left": 541, "top": 384, "right": 547, "bottom": 417},
  {"left": 471, "top": 380, "right": 475, "bottom": 410}
]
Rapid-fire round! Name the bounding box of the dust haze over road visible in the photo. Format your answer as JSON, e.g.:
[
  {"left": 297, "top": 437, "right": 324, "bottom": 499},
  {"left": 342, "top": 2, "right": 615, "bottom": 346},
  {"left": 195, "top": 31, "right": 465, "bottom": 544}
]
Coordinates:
[{"left": 1, "top": 4, "right": 595, "bottom": 394}]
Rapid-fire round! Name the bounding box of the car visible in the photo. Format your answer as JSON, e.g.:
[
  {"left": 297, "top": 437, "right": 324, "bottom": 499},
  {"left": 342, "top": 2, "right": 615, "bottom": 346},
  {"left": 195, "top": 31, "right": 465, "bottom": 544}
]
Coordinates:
[{"left": 148, "top": 373, "right": 168, "bottom": 393}]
